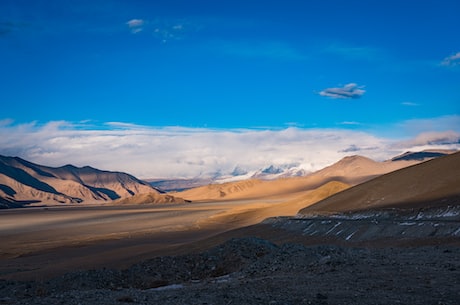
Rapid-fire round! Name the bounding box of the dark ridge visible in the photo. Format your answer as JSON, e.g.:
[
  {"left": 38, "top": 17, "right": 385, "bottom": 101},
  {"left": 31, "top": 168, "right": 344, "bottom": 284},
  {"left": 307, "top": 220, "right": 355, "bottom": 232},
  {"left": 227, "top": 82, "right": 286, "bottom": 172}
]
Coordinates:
[
  {"left": 391, "top": 151, "right": 447, "bottom": 161},
  {"left": 10, "top": 157, "right": 57, "bottom": 178},
  {"left": 86, "top": 185, "right": 120, "bottom": 200},
  {"left": 0, "top": 184, "right": 16, "bottom": 196},
  {"left": 0, "top": 161, "right": 60, "bottom": 195},
  {"left": 0, "top": 197, "right": 42, "bottom": 209},
  {"left": 61, "top": 164, "right": 78, "bottom": 169}
]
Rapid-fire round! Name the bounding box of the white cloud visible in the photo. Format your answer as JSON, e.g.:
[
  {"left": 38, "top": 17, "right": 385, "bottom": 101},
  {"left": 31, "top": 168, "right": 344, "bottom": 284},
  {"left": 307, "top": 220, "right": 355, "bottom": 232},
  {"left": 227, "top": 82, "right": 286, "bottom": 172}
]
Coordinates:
[
  {"left": 441, "top": 52, "right": 460, "bottom": 67},
  {"left": 319, "top": 83, "right": 365, "bottom": 99},
  {"left": 1, "top": 120, "right": 459, "bottom": 179},
  {"left": 339, "top": 121, "right": 361, "bottom": 126},
  {"left": 126, "top": 19, "right": 144, "bottom": 28},
  {"left": 339, "top": 144, "right": 378, "bottom": 153},
  {"left": 125, "top": 17, "right": 200, "bottom": 42},
  {"left": 126, "top": 19, "right": 145, "bottom": 34}
]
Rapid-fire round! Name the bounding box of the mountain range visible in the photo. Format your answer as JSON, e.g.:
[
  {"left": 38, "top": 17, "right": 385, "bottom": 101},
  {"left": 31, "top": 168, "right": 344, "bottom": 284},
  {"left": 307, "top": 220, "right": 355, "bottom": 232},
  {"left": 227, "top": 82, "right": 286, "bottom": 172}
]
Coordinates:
[
  {"left": 174, "top": 152, "right": 440, "bottom": 202},
  {"left": 0, "top": 150, "right": 454, "bottom": 209},
  {"left": 150, "top": 150, "right": 453, "bottom": 192},
  {"left": 0, "top": 155, "right": 184, "bottom": 208}
]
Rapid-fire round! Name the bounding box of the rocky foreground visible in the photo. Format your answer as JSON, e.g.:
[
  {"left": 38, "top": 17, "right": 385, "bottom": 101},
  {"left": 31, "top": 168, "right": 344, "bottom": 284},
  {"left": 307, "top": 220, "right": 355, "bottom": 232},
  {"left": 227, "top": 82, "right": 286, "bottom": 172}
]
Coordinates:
[{"left": 1, "top": 234, "right": 459, "bottom": 305}]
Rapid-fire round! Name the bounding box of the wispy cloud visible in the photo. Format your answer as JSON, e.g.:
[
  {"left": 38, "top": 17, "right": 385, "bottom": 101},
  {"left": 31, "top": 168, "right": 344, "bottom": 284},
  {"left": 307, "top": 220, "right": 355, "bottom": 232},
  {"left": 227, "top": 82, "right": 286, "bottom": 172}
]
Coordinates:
[
  {"left": 212, "top": 40, "right": 306, "bottom": 60},
  {"left": 325, "top": 44, "right": 383, "bottom": 61},
  {"left": 0, "top": 118, "right": 14, "bottom": 126},
  {"left": 319, "top": 83, "right": 365, "bottom": 99},
  {"left": 126, "top": 19, "right": 144, "bottom": 33},
  {"left": 126, "top": 18, "right": 200, "bottom": 42},
  {"left": 1, "top": 120, "right": 458, "bottom": 179},
  {"left": 401, "top": 101, "right": 419, "bottom": 107},
  {"left": 339, "top": 144, "right": 378, "bottom": 153},
  {"left": 398, "top": 115, "right": 460, "bottom": 135},
  {"left": 393, "top": 130, "right": 460, "bottom": 149},
  {"left": 126, "top": 19, "right": 144, "bottom": 28},
  {"left": 339, "top": 121, "right": 362, "bottom": 126},
  {"left": 440, "top": 52, "right": 460, "bottom": 67}
]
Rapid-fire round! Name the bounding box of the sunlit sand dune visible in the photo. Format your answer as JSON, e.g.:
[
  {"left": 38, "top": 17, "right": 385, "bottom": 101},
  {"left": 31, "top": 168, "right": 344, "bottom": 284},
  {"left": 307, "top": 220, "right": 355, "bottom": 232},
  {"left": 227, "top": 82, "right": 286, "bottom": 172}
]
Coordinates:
[
  {"left": 197, "top": 180, "right": 351, "bottom": 229},
  {"left": 300, "top": 151, "right": 460, "bottom": 214}
]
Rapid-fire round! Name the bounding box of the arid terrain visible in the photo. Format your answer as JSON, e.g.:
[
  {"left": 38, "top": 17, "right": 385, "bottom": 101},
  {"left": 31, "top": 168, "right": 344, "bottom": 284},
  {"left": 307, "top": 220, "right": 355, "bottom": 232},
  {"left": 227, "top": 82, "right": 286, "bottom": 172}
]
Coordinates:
[{"left": 0, "top": 151, "right": 459, "bottom": 304}]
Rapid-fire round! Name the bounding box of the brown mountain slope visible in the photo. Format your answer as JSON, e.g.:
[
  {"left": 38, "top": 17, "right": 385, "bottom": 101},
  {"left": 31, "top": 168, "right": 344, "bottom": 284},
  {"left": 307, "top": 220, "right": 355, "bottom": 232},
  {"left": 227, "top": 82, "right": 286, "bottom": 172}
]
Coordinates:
[
  {"left": 176, "top": 156, "right": 420, "bottom": 201},
  {"left": 113, "top": 192, "right": 188, "bottom": 205},
  {"left": 0, "top": 155, "right": 171, "bottom": 207},
  {"left": 299, "top": 151, "right": 460, "bottom": 214}
]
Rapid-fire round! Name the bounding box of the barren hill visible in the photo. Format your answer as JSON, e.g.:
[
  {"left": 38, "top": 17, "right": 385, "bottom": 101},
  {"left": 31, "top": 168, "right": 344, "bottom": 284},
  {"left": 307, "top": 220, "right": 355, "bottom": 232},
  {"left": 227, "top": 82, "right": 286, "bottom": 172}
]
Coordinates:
[
  {"left": 113, "top": 192, "right": 189, "bottom": 205},
  {"left": 177, "top": 156, "right": 421, "bottom": 202},
  {"left": 0, "top": 155, "right": 178, "bottom": 208},
  {"left": 299, "top": 151, "right": 460, "bottom": 214}
]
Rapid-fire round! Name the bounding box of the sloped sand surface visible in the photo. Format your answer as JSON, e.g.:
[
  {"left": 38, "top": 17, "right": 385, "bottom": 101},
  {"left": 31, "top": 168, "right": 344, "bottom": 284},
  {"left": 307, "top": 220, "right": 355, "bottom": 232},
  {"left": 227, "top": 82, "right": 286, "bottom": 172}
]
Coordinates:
[
  {"left": 300, "top": 151, "right": 460, "bottom": 214},
  {"left": 197, "top": 181, "right": 350, "bottom": 229}
]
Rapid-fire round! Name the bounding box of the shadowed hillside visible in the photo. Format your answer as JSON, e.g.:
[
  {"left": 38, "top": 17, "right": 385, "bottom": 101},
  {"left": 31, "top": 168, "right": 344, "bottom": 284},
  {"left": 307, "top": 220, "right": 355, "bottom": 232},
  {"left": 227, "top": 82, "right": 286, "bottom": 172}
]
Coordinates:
[
  {"left": 300, "top": 151, "right": 460, "bottom": 214},
  {"left": 0, "top": 155, "right": 182, "bottom": 208}
]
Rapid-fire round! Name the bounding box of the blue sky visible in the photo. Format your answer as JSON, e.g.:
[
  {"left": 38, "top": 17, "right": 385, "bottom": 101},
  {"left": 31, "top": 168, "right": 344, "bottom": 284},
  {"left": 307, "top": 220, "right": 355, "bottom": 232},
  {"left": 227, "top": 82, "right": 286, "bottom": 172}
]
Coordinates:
[{"left": 1, "top": 0, "right": 459, "bottom": 178}]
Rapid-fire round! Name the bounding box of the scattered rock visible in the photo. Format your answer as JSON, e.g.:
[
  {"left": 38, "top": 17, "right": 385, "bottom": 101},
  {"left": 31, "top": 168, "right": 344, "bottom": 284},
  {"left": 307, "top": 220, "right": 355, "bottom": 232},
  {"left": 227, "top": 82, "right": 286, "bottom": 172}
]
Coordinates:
[{"left": 1, "top": 237, "right": 459, "bottom": 305}]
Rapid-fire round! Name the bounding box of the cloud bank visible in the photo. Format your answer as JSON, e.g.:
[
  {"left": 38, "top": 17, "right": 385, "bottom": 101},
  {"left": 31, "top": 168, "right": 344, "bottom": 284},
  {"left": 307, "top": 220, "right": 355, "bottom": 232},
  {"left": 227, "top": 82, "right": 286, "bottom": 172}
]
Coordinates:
[
  {"left": 319, "top": 83, "right": 365, "bottom": 99},
  {"left": 0, "top": 119, "right": 459, "bottom": 179}
]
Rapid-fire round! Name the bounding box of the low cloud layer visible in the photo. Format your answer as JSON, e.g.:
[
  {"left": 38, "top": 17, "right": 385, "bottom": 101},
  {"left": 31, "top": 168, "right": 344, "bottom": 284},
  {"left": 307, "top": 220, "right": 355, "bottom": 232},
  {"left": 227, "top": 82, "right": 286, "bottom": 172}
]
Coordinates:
[
  {"left": 319, "top": 83, "right": 365, "bottom": 99},
  {"left": 393, "top": 130, "right": 460, "bottom": 149},
  {"left": 0, "top": 120, "right": 458, "bottom": 179}
]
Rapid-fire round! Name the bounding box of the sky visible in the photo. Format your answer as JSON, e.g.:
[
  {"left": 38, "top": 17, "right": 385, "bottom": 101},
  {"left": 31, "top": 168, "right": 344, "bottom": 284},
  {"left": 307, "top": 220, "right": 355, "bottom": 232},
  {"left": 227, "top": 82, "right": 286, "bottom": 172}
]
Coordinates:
[{"left": 1, "top": 0, "right": 459, "bottom": 178}]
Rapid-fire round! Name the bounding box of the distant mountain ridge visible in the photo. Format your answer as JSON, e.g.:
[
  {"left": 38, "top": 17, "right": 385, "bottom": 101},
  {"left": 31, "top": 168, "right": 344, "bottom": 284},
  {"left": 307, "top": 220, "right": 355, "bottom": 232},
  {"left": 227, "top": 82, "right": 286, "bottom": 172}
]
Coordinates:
[
  {"left": 151, "top": 150, "right": 452, "bottom": 192},
  {"left": 2, "top": 149, "right": 453, "bottom": 208},
  {"left": 0, "top": 155, "right": 180, "bottom": 208},
  {"left": 390, "top": 150, "right": 451, "bottom": 161},
  {"left": 175, "top": 154, "right": 425, "bottom": 202}
]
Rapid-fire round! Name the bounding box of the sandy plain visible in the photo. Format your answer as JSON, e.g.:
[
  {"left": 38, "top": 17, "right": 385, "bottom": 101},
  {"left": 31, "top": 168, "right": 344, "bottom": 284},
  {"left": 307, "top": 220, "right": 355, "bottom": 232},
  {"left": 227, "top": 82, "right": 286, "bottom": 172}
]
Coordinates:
[{"left": 0, "top": 193, "right": 309, "bottom": 280}]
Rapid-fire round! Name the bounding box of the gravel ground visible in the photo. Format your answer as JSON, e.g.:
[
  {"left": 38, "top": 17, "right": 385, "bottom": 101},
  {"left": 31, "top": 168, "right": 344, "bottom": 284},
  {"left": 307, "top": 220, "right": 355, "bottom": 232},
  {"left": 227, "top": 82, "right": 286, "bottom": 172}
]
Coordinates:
[{"left": 1, "top": 237, "right": 459, "bottom": 305}]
